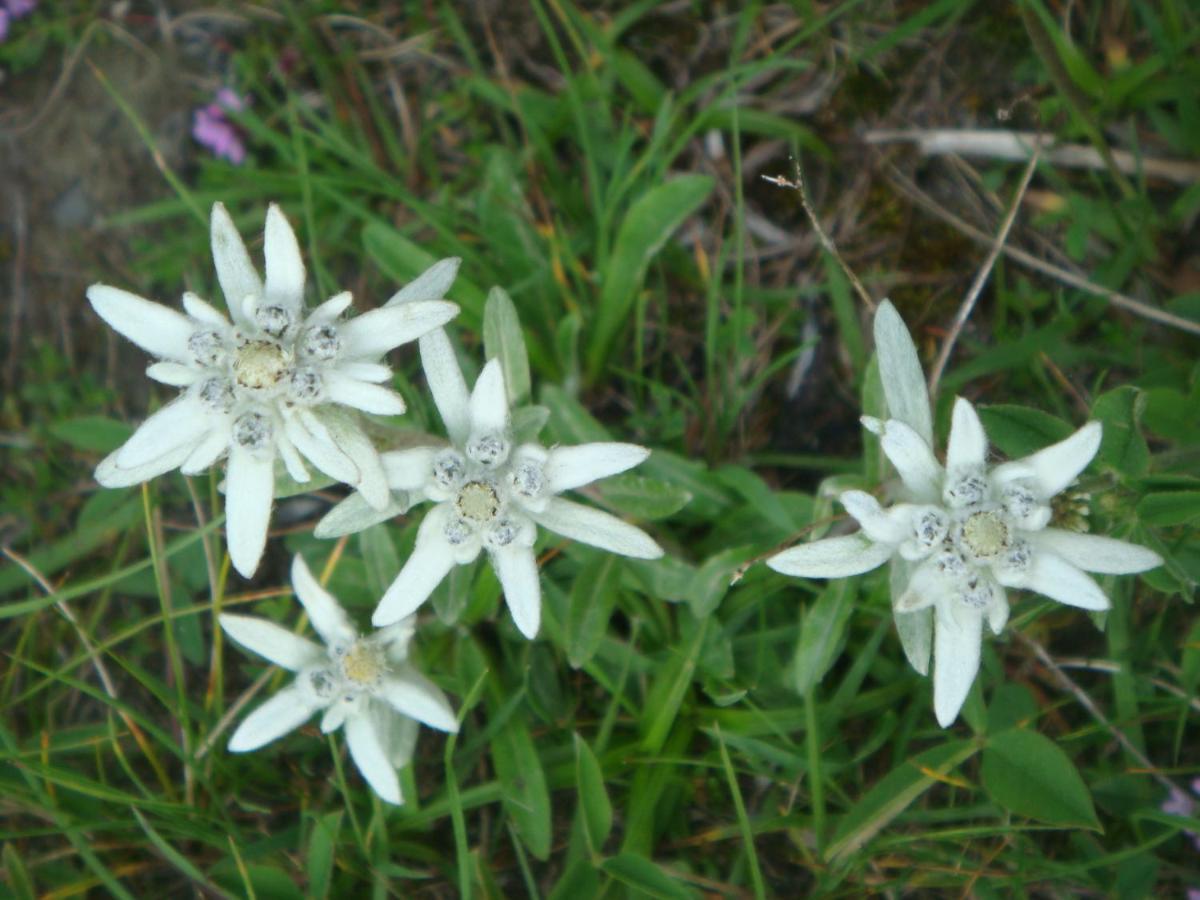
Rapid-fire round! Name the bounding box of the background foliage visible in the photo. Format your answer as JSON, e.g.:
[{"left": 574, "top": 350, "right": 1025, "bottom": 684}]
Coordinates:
[{"left": 2, "top": 1, "right": 1199, "bottom": 896}]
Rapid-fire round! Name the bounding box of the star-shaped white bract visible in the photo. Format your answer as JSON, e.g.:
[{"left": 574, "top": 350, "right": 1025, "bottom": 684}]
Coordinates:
[
  {"left": 219, "top": 555, "right": 458, "bottom": 805},
  {"left": 88, "top": 203, "right": 460, "bottom": 577},
  {"left": 317, "top": 346, "right": 664, "bottom": 639},
  {"left": 767, "top": 301, "right": 1161, "bottom": 727}
]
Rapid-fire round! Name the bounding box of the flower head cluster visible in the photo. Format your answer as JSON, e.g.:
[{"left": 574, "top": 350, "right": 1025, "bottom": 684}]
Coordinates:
[
  {"left": 220, "top": 555, "right": 457, "bottom": 804},
  {"left": 318, "top": 328, "right": 664, "bottom": 639},
  {"left": 767, "top": 301, "right": 1161, "bottom": 726},
  {"left": 89, "top": 204, "right": 459, "bottom": 577},
  {"left": 193, "top": 88, "right": 248, "bottom": 164}
]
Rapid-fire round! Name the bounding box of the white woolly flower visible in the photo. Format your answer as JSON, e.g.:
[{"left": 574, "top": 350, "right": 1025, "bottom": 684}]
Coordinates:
[
  {"left": 767, "top": 300, "right": 1161, "bottom": 727},
  {"left": 219, "top": 555, "right": 458, "bottom": 805},
  {"left": 317, "top": 346, "right": 664, "bottom": 640},
  {"left": 88, "top": 203, "right": 459, "bottom": 577}
]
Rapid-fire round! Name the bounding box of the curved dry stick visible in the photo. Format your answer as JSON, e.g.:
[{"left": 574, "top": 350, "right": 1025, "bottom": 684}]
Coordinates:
[
  {"left": 886, "top": 165, "right": 1200, "bottom": 338},
  {"left": 927, "top": 144, "right": 1041, "bottom": 399}
]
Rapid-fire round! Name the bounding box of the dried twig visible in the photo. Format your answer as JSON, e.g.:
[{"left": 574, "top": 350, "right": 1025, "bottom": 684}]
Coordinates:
[
  {"left": 762, "top": 163, "right": 877, "bottom": 311},
  {"left": 1014, "top": 630, "right": 1179, "bottom": 797},
  {"left": 884, "top": 165, "right": 1200, "bottom": 338},
  {"left": 928, "top": 144, "right": 1041, "bottom": 398}
]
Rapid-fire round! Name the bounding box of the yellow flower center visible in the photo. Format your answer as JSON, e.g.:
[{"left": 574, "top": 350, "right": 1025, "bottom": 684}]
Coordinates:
[
  {"left": 455, "top": 481, "right": 500, "bottom": 523},
  {"left": 233, "top": 340, "right": 290, "bottom": 389},
  {"left": 961, "top": 511, "right": 1010, "bottom": 558},
  {"left": 341, "top": 643, "right": 384, "bottom": 686}
]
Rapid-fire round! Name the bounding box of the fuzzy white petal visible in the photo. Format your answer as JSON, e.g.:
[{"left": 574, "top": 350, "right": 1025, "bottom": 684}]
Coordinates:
[
  {"left": 875, "top": 418, "right": 943, "bottom": 501},
  {"left": 378, "top": 669, "right": 459, "bottom": 732},
  {"left": 370, "top": 702, "right": 420, "bottom": 768},
  {"left": 946, "top": 397, "right": 988, "bottom": 472},
  {"left": 275, "top": 430, "right": 310, "bottom": 483},
  {"left": 891, "top": 557, "right": 932, "bottom": 675},
  {"left": 493, "top": 545, "right": 541, "bottom": 638},
  {"left": 544, "top": 442, "right": 650, "bottom": 494},
  {"left": 339, "top": 301, "right": 460, "bottom": 360},
  {"left": 210, "top": 202, "right": 261, "bottom": 328},
  {"left": 933, "top": 604, "right": 982, "bottom": 727},
  {"left": 532, "top": 497, "right": 662, "bottom": 559},
  {"left": 382, "top": 447, "right": 436, "bottom": 490},
  {"left": 181, "top": 291, "right": 233, "bottom": 328},
  {"left": 180, "top": 424, "right": 231, "bottom": 475},
  {"left": 115, "top": 395, "right": 214, "bottom": 469},
  {"left": 146, "top": 362, "right": 202, "bottom": 387},
  {"left": 88, "top": 285, "right": 195, "bottom": 362},
  {"left": 994, "top": 422, "right": 1103, "bottom": 500},
  {"left": 987, "top": 593, "right": 1010, "bottom": 635},
  {"left": 372, "top": 507, "right": 458, "bottom": 626},
  {"left": 840, "top": 491, "right": 912, "bottom": 545},
  {"left": 468, "top": 358, "right": 510, "bottom": 437},
  {"left": 1030, "top": 528, "right": 1162, "bottom": 575},
  {"left": 895, "top": 559, "right": 954, "bottom": 613},
  {"left": 306, "top": 291, "right": 354, "bottom": 326},
  {"left": 767, "top": 533, "right": 893, "bottom": 578},
  {"left": 218, "top": 613, "right": 324, "bottom": 671},
  {"left": 385, "top": 257, "right": 461, "bottom": 306},
  {"left": 337, "top": 361, "right": 393, "bottom": 383},
  {"left": 419, "top": 329, "right": 471, "bottom": 446},
  {"left": 344, "top": 712, "right": 403, "bottom": 804},
  {"left": 228, "top": 682, "right": 320, "bottom": 752},
  {"left": 315, "top": 491, "right": 410, "bottom": 539},
  {"left": 225, "top": 444, "right": 275, "bottom": 578},
  {"left": 1000, "top": 551, "right": 1111, "bottom": 611},
  {"left": 290, "top": 555, "right": 356, "bottom": 646},
  {"left": 94, "top": 443, "right": 191, "bottom": 488},
  {"left": 285, "top": 412, "right": 359, "bottom": 487},
  {"left": 320, "top": 411, "right": 390, "bottom": 509},
  {"left": 874, "top": 299, "right": 933, "bottom": 446},
  {"left": 323, "top": 371, "right": 407, "bottom": 416},
  {"left": 262, "top": 204, "right": 306, "bottom": 311}
]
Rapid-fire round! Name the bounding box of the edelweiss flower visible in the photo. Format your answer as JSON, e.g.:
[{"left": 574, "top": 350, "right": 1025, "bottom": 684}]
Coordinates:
[
  {"left": 89, "top": 203, "right": 459, "bottom": 577},
  {"left": 767, "top": 301, "right": 1161, "bottom": 726},
  {"left": 317, "top": 348, "right": 664, "bottom": 639},
  {"left": 219, "top": 555, "right": 458, "bottom": 805}
]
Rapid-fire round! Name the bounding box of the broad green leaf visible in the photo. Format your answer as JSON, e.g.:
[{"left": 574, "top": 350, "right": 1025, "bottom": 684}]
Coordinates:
[
  {"left": 490, "top": 714, "right": 552, "bottom": 859},
  {"left": 482, "top": 286, "right": 531, "bottom": 405},
  {"left": 548, "top": 859, "right": 600, "bottom": 900},
  {"left": 826, "top": 740, "right": 979, "bottom": 863},
  {"left": 687, "top": 547, "right": 754, "bottom": 618},
  {"left": 274, "top": 464, "right": 336, "bottom": 500},
  {"left": 305, "top": 811, "right": 342, "bottom": 900},
  {"left": 977, "top": 404, "right": 1074, "bottom": 459},
  {"left": 595, "top": 473, "right": 691, "bottom": 521},
  {"left": 600, "top": 853, "right": 695, "bottom": 899},
  {"left": 1136, "top": 491, "right": 1200, "bottom": 526},
  {"left": 1091, "top": 387, "right": 1149, "bottom": 478},
  {"left": 512, "top": 405, "right": 550, "bottom": 443},
  {"left": 0, "top": 497, "right": 142, "bottom": 596},
  {"left": 49, "top": 415, "right": 133, "bottom": 453},
  {"left": 566, "top": 554, "right": 620, "bottom": 669},
  {"left": 574, "top": 733, "right": 613, "bottom": 853},
  {"left": 357, "top": 524, "right": 400, "bottom": 598},
  {"left": 981, "top": 728, "right": 1101, "bottom": 829},
  {"left": 586, "top": 175, "right": 714, "bottom": 381},
  {"left": 792, "top": 580, "right": 856, "bottom": 696},
  {"left": 986, "top": 683, "right": 1039, "bottom": 734}
]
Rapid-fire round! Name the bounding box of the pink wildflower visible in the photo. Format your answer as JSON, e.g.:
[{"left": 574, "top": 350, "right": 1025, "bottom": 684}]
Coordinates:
[{"left": 191, "top": 89, "right": 249, "bottom": 165}]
